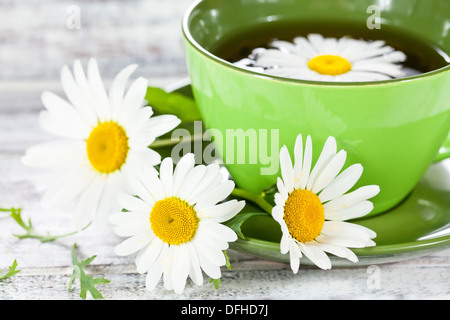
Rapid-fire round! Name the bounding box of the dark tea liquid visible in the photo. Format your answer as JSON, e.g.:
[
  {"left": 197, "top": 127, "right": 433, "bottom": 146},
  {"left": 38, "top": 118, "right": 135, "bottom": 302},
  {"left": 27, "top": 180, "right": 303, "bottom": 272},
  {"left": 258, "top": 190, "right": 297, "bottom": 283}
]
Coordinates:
[{"left": 211, "top": 20, "right": 450, "bottom": 75}]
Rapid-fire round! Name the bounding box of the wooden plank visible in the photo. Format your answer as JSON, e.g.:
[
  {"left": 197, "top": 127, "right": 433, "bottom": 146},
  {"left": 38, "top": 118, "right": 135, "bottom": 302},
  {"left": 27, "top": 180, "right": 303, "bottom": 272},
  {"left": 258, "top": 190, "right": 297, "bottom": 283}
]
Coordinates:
[
  {"left": 0, "top": 0, "right": 194, "bottom": 82},
  {"left": 0, "top": 0, "right": 449, "bottom": 301}
]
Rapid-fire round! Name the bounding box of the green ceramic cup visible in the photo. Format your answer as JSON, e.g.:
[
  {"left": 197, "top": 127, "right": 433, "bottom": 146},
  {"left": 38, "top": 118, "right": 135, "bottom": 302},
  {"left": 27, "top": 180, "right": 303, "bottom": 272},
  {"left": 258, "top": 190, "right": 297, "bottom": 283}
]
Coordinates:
[{"left": 182, "top": 0, "right": 450, "bottom": 216}]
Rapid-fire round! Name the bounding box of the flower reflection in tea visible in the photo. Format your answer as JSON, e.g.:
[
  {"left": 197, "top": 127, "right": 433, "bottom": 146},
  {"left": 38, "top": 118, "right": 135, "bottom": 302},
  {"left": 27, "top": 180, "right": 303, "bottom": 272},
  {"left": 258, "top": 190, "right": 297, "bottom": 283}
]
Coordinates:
[{"left": 235, "top": 33, "right": 409, "bottom": 82}]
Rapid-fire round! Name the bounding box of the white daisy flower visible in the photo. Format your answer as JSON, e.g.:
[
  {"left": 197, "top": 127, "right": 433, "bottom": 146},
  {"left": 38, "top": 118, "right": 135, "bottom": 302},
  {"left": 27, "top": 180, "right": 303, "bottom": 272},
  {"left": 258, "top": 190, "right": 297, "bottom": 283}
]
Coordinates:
[
  {"left": 109, "top": 153, "right": 245, "bottom": 294},
  {"left": 235, "top": 33, "right": 407, "bottom": 82},
  {"left": 22, "top": 58, "right": 181, "bottom": 227},
  {"left": 272, "top": 134, "right": 380, "bottom": 272}
]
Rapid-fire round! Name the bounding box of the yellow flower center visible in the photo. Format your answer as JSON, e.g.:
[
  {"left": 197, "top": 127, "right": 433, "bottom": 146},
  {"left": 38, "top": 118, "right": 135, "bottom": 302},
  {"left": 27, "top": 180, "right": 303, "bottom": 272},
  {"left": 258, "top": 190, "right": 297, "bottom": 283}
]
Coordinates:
[
  {"left": 86, "top": 121, "right": 129, "bottom": 174},
  {"left": 283, "top": 189, "right": 325, "bottom": 243},
  {"left": 150, "top": 197, "right": 199, "bottom": 245},
  {"left": 308, "top": 55, "right": 352, "bottom": 76}
]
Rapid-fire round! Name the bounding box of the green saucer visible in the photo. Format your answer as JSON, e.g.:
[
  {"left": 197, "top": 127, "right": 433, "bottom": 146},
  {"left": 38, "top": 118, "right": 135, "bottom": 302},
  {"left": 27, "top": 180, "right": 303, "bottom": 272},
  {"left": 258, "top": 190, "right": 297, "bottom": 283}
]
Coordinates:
[{"left": 170, "top": 82, "right": 450, "bottom": 267}]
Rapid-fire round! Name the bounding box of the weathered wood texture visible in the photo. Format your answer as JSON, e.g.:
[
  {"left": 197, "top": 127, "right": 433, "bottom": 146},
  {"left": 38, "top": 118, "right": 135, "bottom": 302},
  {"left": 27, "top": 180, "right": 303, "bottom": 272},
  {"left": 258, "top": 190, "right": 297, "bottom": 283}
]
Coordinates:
[{"left": 0, "top": 0, "right": 449, "bottom": 300}]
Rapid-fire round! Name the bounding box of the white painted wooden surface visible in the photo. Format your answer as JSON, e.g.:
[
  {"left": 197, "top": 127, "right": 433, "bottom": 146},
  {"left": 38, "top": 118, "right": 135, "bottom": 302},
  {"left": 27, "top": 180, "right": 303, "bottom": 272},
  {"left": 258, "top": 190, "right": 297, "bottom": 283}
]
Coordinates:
[{"left": 0, "top": 0, "right": 449, "bottom": 300}]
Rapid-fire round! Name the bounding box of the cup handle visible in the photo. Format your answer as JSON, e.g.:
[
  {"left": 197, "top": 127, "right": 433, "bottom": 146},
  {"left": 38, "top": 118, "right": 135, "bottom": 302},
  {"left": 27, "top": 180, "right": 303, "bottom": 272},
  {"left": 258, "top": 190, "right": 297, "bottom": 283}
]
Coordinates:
[{"left": 433, "top": 132, "right": 450, "bottom": 163}]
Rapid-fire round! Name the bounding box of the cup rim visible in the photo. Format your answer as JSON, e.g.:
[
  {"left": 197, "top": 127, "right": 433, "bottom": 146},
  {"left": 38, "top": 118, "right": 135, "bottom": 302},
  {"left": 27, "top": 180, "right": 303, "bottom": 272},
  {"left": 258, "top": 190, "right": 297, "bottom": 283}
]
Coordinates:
[{"left": 182, "top": 0, "right": 450, "bottom": 87}]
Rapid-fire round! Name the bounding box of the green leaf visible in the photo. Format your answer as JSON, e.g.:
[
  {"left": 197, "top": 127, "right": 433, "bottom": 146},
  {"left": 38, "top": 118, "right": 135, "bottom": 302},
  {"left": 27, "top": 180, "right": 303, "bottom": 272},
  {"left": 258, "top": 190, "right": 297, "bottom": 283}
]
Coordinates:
[
  {"left": 145, "top": 86, "right": 201, "bottom": 123},
  {"left": 208, "top": 251, "right": 232, "bottom": 290},
  {"left": 68, "top": 244, "right": 110, "bottom": 300},
  {"left": 209, "top": 278, "right": 221, "bottom": 290},
  {"left": 223, "top": 250, "right": 231, "bottom": 271},
  {"left": 223, "top": 211, "right": 268, "bottom": 239},
  {"left": 261, "top": 183, "right": 278, "bottom": 206},
  {"left": 0, "top": 260, "right": 21, "bottom": 280}
]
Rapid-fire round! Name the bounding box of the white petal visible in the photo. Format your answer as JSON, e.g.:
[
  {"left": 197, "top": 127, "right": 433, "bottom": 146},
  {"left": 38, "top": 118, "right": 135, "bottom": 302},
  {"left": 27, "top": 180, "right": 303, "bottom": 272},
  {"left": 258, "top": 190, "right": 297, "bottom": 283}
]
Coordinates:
[
  {"left": 197, "top": 199, "right": 245, "bottom": 223},
  {"left": 172, "top": 153, "right": 196, "bottom": 195},
  {"left": 325, "top": 200, "right": 374, "bottom": 221},
  {"left": 126, "top": 127, "right": 157, "bottom": 149},
  {"left": 177, "top": 165, "right": 207, "bottom": 200},
  {"left": 159, "top": 157, "right": 174, "bottom": 197},
  {"left": 193, "top": 233, "right": 226, "bottom": 265},
  {"left": 328, "top": 221, "right": 377, "bottom": 239},
  {"left": 142, "top": 114, "right": 181, "bottom": 139},
  {"left": 135, "top": 240, "right": 161, "bottom": 273},
  {"left": 299, "top": 242, "right": 332, "bottom": 270},
  {"left": 172, "top": 244, "right": 191, "bottom": 294},
  {"left": 299, "top": 135, "right": 312, "bottom": 189},
  {"left": 314, "top": 242, "right": 358, "bottom": 263},
  {"left": 109, "top": 211, "right": 147, "bottom": 226},
  {"left": 186, "top": 242, "right": 203, "bottom": 286},
  {"left": 125, "top": 147, "right": 161, "bottom": 169},
  {"left": 351, "top": 62, "right": 405, "bottom": 78},
  {"left": 319, "top": 221, "right": 377, "bottom": 247},
  {"left": 274, "top": 191, "right": 287, "bottom": 207},
  {"left": 113, "top": 218, "right": 150, "bottom": 237},
  {"left": 109, "top": 64, "right": 138, "bottom": 118},
  {"left": 272, "top": 204, "right": 285, "bottom": 223},
  {"left": 192, "top": 238, "right": 222, "bottom": 279},
  {"left": 21, "top": 139, "right": 86, "bottom": 168},
  {"left": 293, "top": 134, "right": 303, "bottom": 189},
  {"left": 72, "top": 176, "right": 106, "bottom": 229},
  {"left": 276, "top": 177, "right": 289, "bottom": 201},
  {"left": 40, "top": 91, "right": 91, "bottom": 138},
  {"left": 127, "top": 174, "right": 155, "bottom": 205},
  {"left": 113, "top": 232, "right": 152, "bottom": 256},
  {"left": 87, "top": 58, "right": 110, "bottom": 121},
  {"left": 118, "top": 193, "right": 151, "bottom": 214},
  {"left": 289, "top": 242, "right": 301, "bottom": 274},
  {"left": 40, "top": 166, "right": 96, "bottom": 209},
  {"left": 266, "top": 66, "right": 314, "bottom": 79},
  {"left": 339, "top": 71, "right": 392, "bottom": 82},
  {"left": 96, "top": 171, "right": 124, "bottom": 224},
  {"left": 319, "top": 164, "right": 363, "bottom": 203},
  {"left": 323, "top": 185, "right": 380, "bottom": 212},
  {"left": 311, "top": 149, "right": 347, "bottom": 194},
  {"left": 121, "top": 107, "right": 154, "bottom": 138},
  {"left": 60, "top": 64, "right": 97, "bottom": 126},
  {"left": 307, "top": 34, "right": 325, "bottom": 53},
  {"left": 194, "top": 180, "right": 235, "bottom": 211},
  {"left": 119, "top": 77, "right": 148, "bottom": 120},
  {"left": 270, "top": 40, "right": 303, "bottom": 54},
  {"left": 316, "top": 233, "right": 376, "bottom": 248},
  {"left": 185, "top": 164, "right": 222, "bottom": 204},
  {"left": 198, "top": 220, "right": 238, "bottom": 243},
  {"left": 73, "top": 59, "right": 90, "bottom": 91},
  {"left": 306, "top": 136, "right": 337, "bottom": 191},
  {"left": 322, "top": 37, "right": 339, "bottom": 54},
  {"left": 280, "top": 233, "right": 291, "bottom": 254},
  {"left": 255, "top": 49, "right": 306, "bottom": 68},
  {"left": 162, "top": 246, "right": 175, "bottom": 291},
  {"left": 145, "top": 258, "right": 164, "bottom": 291},
  {"left": 346, "top": 46, "right": 394, "bottom": 61},
  {"left": 293, "top": 36, "right": 318, "bottom": 57},
  {"left": 279, "top": 145, "right": 294, "bottom": 192},
  {"left": 140, "top": 166, "right": 165, "bottom": 202}
]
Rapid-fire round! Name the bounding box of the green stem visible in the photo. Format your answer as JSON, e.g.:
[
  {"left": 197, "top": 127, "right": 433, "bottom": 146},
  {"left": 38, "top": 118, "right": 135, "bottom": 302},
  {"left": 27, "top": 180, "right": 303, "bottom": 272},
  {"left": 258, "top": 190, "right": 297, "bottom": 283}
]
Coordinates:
[
  {"left": 231, "top": 188, "right": 274, "bottom": 214},
  {"left": 1, "top": 207, "right": 91, "bottom": 242}
]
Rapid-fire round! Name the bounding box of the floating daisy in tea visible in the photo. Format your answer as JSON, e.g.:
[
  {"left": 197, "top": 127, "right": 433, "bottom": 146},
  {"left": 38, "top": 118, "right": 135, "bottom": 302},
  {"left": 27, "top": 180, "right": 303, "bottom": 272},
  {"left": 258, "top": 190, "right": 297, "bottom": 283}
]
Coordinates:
[
  {"left": 234, "top": 33, "right": 408, "bottom": 82},
  {"left": 272, "top": 134, "right": 380, "bottom": 272}
]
